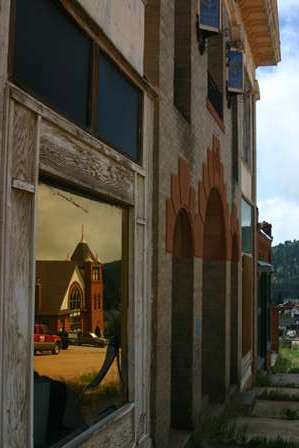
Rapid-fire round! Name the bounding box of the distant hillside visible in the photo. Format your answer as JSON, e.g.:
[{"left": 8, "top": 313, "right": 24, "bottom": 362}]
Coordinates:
[{"left": 272, "top": 240, "right": 299, "bottom": 303}]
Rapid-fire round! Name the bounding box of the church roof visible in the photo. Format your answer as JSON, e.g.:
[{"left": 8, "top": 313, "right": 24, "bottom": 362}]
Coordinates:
[
  {"left": 71, "top": 240, "right": 98, "bottom": 264},
  {"left": 36, "top": 261, "right": 78, "bottom": 315}
]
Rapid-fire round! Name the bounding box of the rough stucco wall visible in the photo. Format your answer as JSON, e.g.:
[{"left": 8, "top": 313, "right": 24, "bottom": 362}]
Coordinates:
[{"left": 77, "top": 0, "right": 145, "bottom": 74}]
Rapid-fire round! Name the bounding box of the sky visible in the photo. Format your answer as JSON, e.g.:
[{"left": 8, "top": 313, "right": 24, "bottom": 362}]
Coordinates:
[
  {"left": 257, "top": 0, "right": 299, "bottom": 246},
  {"left": 37, "top": 183, "right": 122, "bottom": 263}
]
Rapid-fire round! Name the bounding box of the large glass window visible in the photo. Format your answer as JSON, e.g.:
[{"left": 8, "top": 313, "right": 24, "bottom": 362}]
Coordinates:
[
  {"left": 241, "top": 198, "right": 253, "bottom": 254},
  {"left": 12, "top": 0, "right": 142, "bottom": 162},
  {"left": 34, "top": 183, "right": 127, "bottom": 447},
  {"left": 14, "top": 0, "right": 91, "bottom": 127}
]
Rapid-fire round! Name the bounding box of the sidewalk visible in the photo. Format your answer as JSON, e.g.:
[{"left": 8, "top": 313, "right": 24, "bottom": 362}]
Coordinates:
[{"left": 190, "top": 373, "right": 299, "bottom": 447}]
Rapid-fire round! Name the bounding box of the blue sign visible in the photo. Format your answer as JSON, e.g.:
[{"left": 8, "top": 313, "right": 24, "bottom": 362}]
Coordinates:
[
  {"left": 228, "top": 49, "right": 244, "bottom": 93},
  {"left": 200, "top": 0, "right": 221, "bottom": 32}
]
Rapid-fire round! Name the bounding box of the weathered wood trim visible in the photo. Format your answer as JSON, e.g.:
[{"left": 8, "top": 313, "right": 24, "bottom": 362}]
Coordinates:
[
  {"left": 39, "top": 120, "right": 135, "bottom": 206},
  {"left": 0, "top": 1, "right": 13, "bottom": 442},
  {"left": 9, "top": 83, "right": 146, "bottom": 178},
  {"left": 1, "top": 100, "right": 40, "bottom": 447},
  {"left": 141, "top": 95, "right": 153, "bottom": 441},
  {"left": 11, "top": 179, "right": 35, "bottom": 193},
  {"left": 0, "top": 86, "right": 13, "bottom": 448},
  {"left": 61, "top": 403, "right": 135, "bottom": 448},
  {"left": 1, "top": 80, "right": 153, "bottom": 447}
]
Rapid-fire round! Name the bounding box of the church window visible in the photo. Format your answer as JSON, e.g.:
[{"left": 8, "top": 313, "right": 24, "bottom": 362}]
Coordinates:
[
  {"left": 92, "top": 266, "right": 100, "bottom": 281},
  {"left": 70, "top": 285, "right": 82, "bottom": 310}
]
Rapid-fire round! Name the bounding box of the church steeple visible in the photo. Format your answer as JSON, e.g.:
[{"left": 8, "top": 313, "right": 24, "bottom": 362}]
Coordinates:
[
  {"left": 71, "top": 228, "right": 97, "bottom": 264},
  {"left": 81, "top": 224, "right": 86, "bottom": 243}
]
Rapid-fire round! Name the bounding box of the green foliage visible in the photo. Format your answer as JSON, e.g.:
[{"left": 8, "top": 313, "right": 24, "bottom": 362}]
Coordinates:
[
  {"left": 283, "top": 408, "right": 299, "bottom": 420},
  {"left": 255, "top": 372, "right": 272, "bottom": 387},
  {"left": 272, "top": 347, "right": 299, "bottom": 373},
  {"left": 272, "top": 240, "right": 299, "bottom": 303},
  {"left": 191, "top": 415, "right": 248, "bottom": 446}
]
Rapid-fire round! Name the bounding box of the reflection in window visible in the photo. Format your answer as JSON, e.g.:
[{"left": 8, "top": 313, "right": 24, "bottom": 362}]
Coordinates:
[
  {"left": 34, "top": 183, "right": 127, "bottom": 447},
  {"left": 241, "top": 199, "right": 253, "bottom": 254}
]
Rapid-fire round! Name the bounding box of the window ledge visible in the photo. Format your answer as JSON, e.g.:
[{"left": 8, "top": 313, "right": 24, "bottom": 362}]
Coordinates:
[
  {"left": 61, "top": 403, "right": 135, "bottom": 448},
  {"left": 207, "top": 99, "right": 225, "bottom": 133}
]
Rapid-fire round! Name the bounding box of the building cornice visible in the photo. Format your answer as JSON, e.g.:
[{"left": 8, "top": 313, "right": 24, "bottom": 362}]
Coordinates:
[{"left": 238, "top": 0, "right": 281, "bottom": 67}]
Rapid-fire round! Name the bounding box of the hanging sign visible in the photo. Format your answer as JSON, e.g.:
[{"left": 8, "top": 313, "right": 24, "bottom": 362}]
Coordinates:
[
  {"left": 227, "top": 48, "right": 244, "bottom": 93},
  {"left": 200, "top": 0, "right": 222, "bottom": 33}
]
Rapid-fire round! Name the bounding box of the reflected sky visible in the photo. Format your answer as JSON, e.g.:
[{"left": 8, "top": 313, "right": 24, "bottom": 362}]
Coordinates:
[{"left": 37, "top": 183, "right": 122, "bottom": 262}]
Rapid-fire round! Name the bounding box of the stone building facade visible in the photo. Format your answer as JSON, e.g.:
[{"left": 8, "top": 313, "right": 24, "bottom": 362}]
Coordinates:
[
  {"left": 144, "top": 0, "right": 280, "bottom": 446},
  {"left": 0, "top": 1, "right": 280, "bottom": 448}
]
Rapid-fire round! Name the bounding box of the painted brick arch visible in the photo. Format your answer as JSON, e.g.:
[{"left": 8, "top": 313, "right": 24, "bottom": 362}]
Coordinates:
[
  {"left": 166, "top": 158, "right": 201, "bottom": 256},
  {"left": 166, "top": 136, "right": 241, "bottom": 261}
]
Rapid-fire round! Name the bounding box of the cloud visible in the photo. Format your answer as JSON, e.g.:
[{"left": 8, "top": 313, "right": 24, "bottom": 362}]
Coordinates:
[
  {"left": 257, "top": 1, "right": 299, "bottom": 243},
  {"left": 258, "top": 197, "right": 299, "bottom": 245}
]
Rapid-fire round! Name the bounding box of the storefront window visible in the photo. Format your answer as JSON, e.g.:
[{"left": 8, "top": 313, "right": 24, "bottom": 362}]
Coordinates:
[
  {"left": 241, "top": 198, "right": 253, "bottom": 254},
  {"left": 34, "top": 183, "right": 127, "bottom": 447}
]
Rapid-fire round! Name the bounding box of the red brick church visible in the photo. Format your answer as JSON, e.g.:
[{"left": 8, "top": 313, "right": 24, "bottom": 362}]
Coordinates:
[{"left": 35, "top": 235, "right": 104, "bottom": 334}]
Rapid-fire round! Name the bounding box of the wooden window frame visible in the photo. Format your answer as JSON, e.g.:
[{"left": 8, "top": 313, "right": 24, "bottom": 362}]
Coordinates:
[{"left": 1, "top": 64, "right": 154, "bottom": 448}]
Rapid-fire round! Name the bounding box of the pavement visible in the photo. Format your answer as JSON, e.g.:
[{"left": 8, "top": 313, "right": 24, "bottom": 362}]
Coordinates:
[
  {"left": 232, "top": 373, "right": 299, "bottom": 444},
  {"left": 34, "top": 344, "right": 120, "bottom": 385}
]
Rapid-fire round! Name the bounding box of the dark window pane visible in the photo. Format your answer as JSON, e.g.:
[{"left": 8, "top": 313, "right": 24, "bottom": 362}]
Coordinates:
[
  {"left": 96, "top": 53, "right": 141, "bottom": 161},
  {"left": 34, "top": 183, "right": 127, "bottom": 447},
  {"left": 14, "top": 0, "right": 91, "bottom": 127}
]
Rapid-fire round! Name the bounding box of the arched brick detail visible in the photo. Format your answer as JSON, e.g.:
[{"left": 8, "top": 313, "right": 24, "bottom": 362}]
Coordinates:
[
  {"left": 166, "top": 138, "right": 241, "bottom": 260},
  {"left": 198, "top": 136, "right": 231, "bottom": 259},
  {"left": 166, "top": 158, "right": 201, "bottom": 257}
]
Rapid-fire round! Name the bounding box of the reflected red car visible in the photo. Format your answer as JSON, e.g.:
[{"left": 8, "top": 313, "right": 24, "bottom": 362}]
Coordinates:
[{"left": 34, "top": 324, "right": 61, "bottom": 355}]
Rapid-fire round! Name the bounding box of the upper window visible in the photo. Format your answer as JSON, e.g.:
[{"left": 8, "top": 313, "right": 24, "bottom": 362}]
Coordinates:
[
  {"left": 241, "top": 198, "right": 253, "bottom": 254},
  {"left": 207, "top": 34, "right": 224, "bottom": 120},
  {"left": 96, "top": 53, "right": 142, "bottom": 160},
  {"left": 14, "top": 0, "right": 91, "bottom": 127},
  {"left": 92, "top": 266, "right": 100, "bottom": 281},
  {"left": 173, "top": 0, "right": 191, "bottom": 121},
  {"left": 12, "top": 0, "right": 142, "bottom": 162}
]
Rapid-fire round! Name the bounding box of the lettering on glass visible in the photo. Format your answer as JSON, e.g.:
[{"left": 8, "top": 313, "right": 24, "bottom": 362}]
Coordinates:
[
  {"left": 227, "top": 49, "right": 244, "bottom": 93},
  {"left": 200, "top": 0, "right": 221, "bottom": 33},
  {"left": 34, "top": 183, "right": 127, "bottom": 447}
]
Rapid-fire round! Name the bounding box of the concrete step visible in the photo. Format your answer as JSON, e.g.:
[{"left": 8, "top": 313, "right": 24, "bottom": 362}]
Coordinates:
[
  {"left": 252, "top": 400, "right": 299, "bottom": 419},
  {"left": 234, "top": 417, "right": 299, "bottom": 443},
  {"left": 268, "top": 373, "right": 299, "bottom": 387},
  {"left": 255, "top": 386, "right": 299, "bottom": 400}
]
